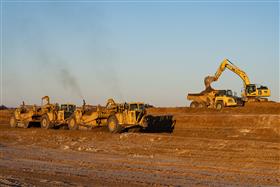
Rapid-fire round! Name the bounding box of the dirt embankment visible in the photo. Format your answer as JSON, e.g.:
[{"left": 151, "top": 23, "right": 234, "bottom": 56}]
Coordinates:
[
  {"left": 148, "top": 101, "right": 280, "bottom": 115},
  {"left": 147, "top": 102, "right": 280, "bottom": 142}
]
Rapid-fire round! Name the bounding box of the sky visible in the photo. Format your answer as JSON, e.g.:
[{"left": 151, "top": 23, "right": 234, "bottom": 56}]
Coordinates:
[{"left": 1, "top": 0, "right": 279, "bottom": 107}]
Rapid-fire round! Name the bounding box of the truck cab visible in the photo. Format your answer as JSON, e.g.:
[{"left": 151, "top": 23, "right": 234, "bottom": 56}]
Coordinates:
[{"left": 215, "top": 89, "right": 243, "bottom": 110}]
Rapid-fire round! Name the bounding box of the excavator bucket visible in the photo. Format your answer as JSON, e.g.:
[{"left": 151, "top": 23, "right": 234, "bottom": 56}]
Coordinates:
[{"left": 41, "top": 96, "right": 50, "bottom": 105}]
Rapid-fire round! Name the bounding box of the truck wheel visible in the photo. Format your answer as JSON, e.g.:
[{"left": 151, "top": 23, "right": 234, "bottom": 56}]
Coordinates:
[
  {"left": 68, "top": 117, "right": 78, "bottom": 130},
  {"left": 198, "top": 103, "right": 206, "bottom": 108},
  {"left": 22, "top": 121, "right": 29, "bottom": 128},
  {"left": 41, "top": 115, "right": 52, "bottom": 129},
  {"left": 107, "top": 115, "right": 122, "bottom": 133},
  {"left": 215, "top": 102, "right": 224, "bottom": 110},
  {"left": 10, "top": 116, "right": 17, "bottom": 128},
  {"left": 190, "top": 102, "right": 198, "bottom": 108}
]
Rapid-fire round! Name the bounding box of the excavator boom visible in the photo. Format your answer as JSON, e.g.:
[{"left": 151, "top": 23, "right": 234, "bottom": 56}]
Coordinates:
[{"left": 204, "top": 59, "right": 250, "bottom": 90}]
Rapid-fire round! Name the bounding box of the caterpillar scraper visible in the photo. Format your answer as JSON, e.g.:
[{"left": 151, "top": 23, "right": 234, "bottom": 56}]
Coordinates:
[
  {"left": 39, "top": 96, "right": 76, "bottom": 129},
  {"left": 68, "top": 98, "right": 175, "bottom": 133},
  {"left": 10, "top": 96, "right": 76, "bottom": 129},
  {"left": 9, "top": 102, "right": 42, "bottom": 128}
]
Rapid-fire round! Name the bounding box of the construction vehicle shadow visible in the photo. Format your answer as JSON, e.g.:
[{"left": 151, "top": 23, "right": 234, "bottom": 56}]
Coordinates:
[
  {"left": 27, "top": 116, "right": 176, "bottom": 134},
  {"left": 125, "top": 115, "right": 176, "bottom": 133},
  {"left": 28, "top": 122, "right": 69, "bottom": 130},
  {"left": 28, "top": 122, "right": 41, "bottom": 128}
]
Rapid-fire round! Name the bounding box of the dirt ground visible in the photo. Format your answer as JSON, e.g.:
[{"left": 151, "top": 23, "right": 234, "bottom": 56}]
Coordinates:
[{"left": 0, "top": 102, "right": 279, "bottom": 186}]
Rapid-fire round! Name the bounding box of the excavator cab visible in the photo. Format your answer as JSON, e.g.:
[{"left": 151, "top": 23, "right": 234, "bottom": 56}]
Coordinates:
[{"left": 245, "top": 84, "right": 270, "bottom": 98}]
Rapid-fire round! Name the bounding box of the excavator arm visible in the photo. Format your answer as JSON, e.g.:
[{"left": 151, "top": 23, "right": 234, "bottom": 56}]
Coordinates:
[{"left": 204, "top": 59, "right": 250, "bottom": 89}]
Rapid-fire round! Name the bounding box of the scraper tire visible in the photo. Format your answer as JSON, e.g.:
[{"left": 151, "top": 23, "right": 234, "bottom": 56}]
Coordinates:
[
  {"left": 68, "top": 117, "right": 78, "bottom": 130},
  {"left": 107, "top": 115, "right": 122, "bottom": 133}
]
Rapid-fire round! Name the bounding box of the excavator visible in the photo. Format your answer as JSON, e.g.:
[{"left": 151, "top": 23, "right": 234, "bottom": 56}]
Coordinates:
[{"left": 204, "top": 59, "right": 270, "bottom": 101}]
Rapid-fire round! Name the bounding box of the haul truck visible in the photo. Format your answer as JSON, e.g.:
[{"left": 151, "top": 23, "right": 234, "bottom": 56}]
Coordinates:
[{"left": 187, "top": 89, "right": 244, "bottom": 110}]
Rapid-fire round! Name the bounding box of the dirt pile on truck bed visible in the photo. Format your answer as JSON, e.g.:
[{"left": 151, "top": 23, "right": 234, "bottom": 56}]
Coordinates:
[{"left": 0, "top": 102, "right": 279, "bottom": 186}]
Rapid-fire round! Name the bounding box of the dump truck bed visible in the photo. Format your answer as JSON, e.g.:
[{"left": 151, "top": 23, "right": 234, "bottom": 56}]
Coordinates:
[
  {"left": 187, "top": 94, "right": 209, "bottom": 103},
  {"left": 187, "top": 90, "right": 218, "bottom": 106}
]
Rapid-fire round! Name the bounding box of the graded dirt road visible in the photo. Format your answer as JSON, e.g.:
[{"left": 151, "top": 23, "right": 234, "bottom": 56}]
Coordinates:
[{"left": 0, "top": 102, "right": 279, "bottom": 186}]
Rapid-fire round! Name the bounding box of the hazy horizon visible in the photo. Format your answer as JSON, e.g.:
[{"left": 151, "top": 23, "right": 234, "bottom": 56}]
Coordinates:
[{"left": 1, "top": 1, "right": 279, "bottom": 107}]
